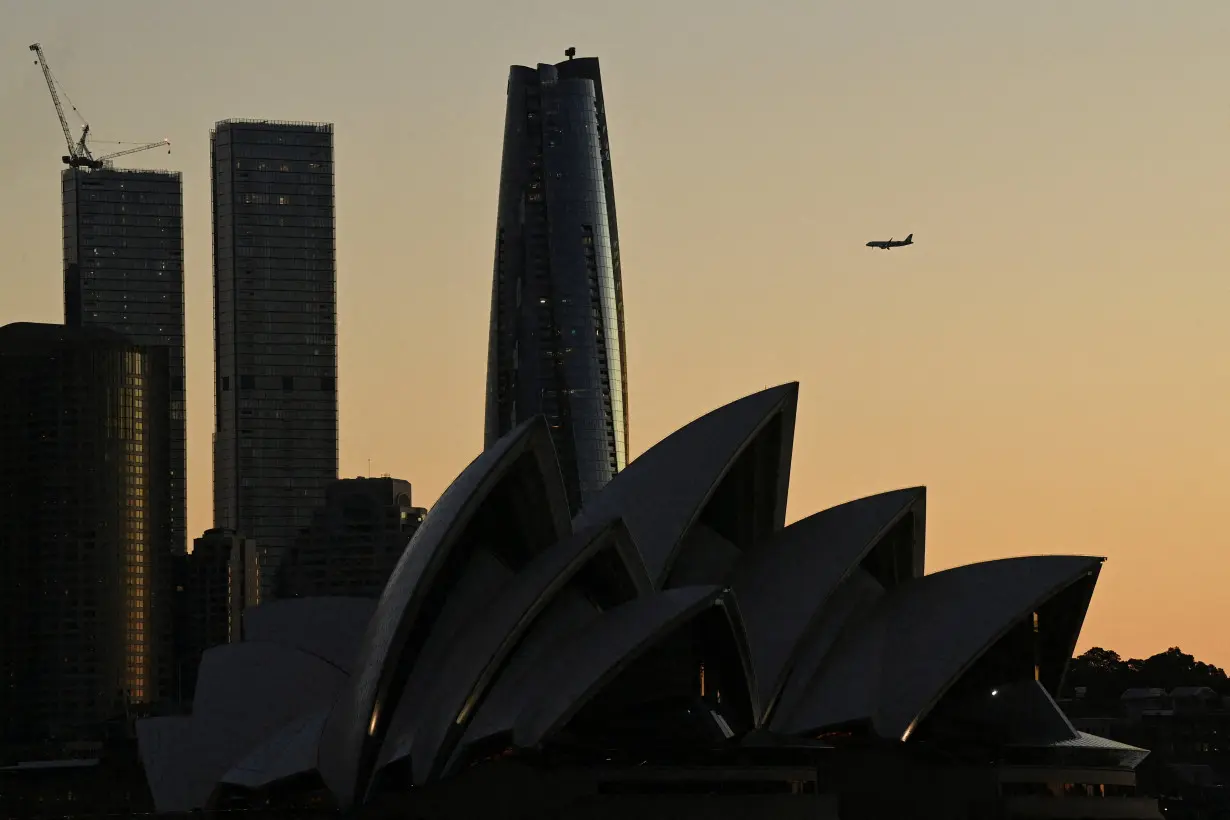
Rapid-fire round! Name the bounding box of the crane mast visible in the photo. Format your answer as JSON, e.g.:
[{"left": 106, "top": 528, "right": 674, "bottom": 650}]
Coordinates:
[
  {"left": 29, "top": 43, "right": 169, "bottom": 170},
  {"left": 29, "top": 42, "right": 97, "bottom": 168}
]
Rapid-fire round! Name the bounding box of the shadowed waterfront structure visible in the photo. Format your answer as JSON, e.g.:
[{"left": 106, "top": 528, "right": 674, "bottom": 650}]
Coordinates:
[{"left": 137, "top": 382, "right": 1157, "bottom": 820}]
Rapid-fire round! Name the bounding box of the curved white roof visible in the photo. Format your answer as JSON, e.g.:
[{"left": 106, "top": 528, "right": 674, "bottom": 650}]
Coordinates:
[
  {"left": 511, "top": 587, "right": 726, "bottom": 748},
  {"left": 769, "top": 568, "right": 886, "bottom": 727},
  {"left": 139, "top": 642, "right": 346, "bottom": 813},
  {"left": 220, "top": 710, "right": 328, "bottom": 790},
  {"left": 318, "top": 416, "right": 571, "bottom": 809},
  {"left": 573, "top": 383, "right": 797, "bottom": 586},
  {"left": 732, "top": 488, "right": 923, "bottom": 717},
  {"left": 192, "top": 640, "right": 348, "bottom": 723},
  {"left": 777, "top": 555, "right": 1104, "bottom": 740},
  {"left": 392, "top": 519, "right": 651, "bottom": 783},
  {"left": 242, "top": 597, "right": 376, "bottom": 674},
  {"left": 447, "top": 582, "right": 604, "bottom": 772},
  {"left": 369, "top": 545, "right": 514, "bottom": 778},
  {"left": 139, "top": 381, "right": 1123, "bottom": 810},
  {"left": 135, "top": 717, "right": 196, "bottom": 814},
  {"left": 666, "top": 523, "right": 743, "bottom": 587}
]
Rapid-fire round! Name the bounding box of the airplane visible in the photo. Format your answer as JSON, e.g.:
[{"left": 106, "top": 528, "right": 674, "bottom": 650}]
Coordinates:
[{"left": 866, "top": 233, "right": 914, "bottom": 250}]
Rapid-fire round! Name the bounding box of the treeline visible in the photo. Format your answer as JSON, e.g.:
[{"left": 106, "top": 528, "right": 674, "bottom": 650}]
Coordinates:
[{"left": 1064, "top": 646, "right": 1230, "bottom": 700}]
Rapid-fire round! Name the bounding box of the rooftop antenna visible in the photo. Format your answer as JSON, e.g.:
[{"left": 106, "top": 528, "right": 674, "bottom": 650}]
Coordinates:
[{"left": 565, "top": 46, "right": 576, "bottom": 60}]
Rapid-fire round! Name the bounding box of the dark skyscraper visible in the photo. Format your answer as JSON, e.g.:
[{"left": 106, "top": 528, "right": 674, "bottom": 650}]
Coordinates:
[
  {"left": 211, "top": 119, "right": 339, "bottom": 599},
  {"left": 274, "top": 477, "right": 426, "bottom": 600},
  {"left": 485, "top": 54, "right": 630, "bottom": 512},
  {"left": 0, "top": 323, "right": 170, "bottom": 743},
  {"left": 63, "top": 167, "right": 186, "bottom": 555}
]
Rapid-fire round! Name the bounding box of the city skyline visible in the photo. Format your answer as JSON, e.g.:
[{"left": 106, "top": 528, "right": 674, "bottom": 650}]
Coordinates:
[{"left": 3, "top": 0, "right": 1230, "bottom": 667}]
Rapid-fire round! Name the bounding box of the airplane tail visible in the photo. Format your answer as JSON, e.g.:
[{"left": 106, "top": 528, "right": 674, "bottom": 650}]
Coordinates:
[{"left": 904, "top": 233, "right": 913, "bottom": 244}]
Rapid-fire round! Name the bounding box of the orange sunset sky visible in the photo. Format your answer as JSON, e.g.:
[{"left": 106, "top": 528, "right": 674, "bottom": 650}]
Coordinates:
[{"left": 2, "top": 0, "right": 1228, "bottom": 664}]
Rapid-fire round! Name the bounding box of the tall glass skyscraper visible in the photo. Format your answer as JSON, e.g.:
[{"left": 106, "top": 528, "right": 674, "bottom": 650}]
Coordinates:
[
  {"left": 63, "top": 167, "right": 186, "bottom": 555},
  {"left": 485, "top": 54, "right": 630, "bottom": 513},
  {"left": 210, "top": 119, "right": 339, "bottom": 599}
]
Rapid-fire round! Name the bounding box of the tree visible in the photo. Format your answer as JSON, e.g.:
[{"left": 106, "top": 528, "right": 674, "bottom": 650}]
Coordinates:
[
  {"left": 1064, "top": 646, "right": 1230, "bottom": 699},
  {"left": 1065, "top": 646, "right": 1128, "bottom": 699}
]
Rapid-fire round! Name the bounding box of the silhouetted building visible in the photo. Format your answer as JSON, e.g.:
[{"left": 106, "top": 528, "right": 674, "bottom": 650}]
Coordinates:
[
  {"left": 1062, "top": 684, "right": 1230, "bottom": 814},
  {"left": 228, "top": 533, "right": 261, "bottom": 640},
  {"left": 485, "top": 53, "right": 630, "bottom": 513},
  {"left": 172, "top": 528, "right": 260, "bottom": 704},
  {"left": 275, "top": 477, "right": 426, "bottom": 599},
  {"left": 210, "top": 119, "right": 339, "bottom": 599},
  {"left": 63, "top": 167, "right": 186, "bottom": 556},
  {"left": 185, "top": 531, "right": 231, "bottom": 647},
  {"left": 0, "top": 323, "right": 170, "bottom": 745},
  {"left": 0, "top": 751, "right": 154, "bottom": 817}
]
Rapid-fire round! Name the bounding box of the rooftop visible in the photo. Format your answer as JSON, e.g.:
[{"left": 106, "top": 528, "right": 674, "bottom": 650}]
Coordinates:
[{"left": 212, "top": 118, "right": 333, "bottom": 132}]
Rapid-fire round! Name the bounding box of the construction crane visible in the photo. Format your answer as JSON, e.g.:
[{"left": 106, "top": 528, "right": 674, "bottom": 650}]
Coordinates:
[
  {"left": 94, "top": 139, "right": 172, "bottom": 164},
  {"left": 29, "top": 43, "right": 171, "bottom": 170}
]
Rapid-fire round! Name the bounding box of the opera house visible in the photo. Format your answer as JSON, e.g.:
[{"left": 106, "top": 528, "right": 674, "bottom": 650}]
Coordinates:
[{"left": 137, "top": 384, "right": 1160, "bottom": 819}]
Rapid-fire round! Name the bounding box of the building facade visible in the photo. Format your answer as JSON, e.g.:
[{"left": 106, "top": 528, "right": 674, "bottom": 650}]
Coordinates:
[
  {"left": 173, "top": 529, "right": 260, "bottom": 705},
  {"left": 228, "top": 533, "right": 261, "bottom": 642},
  {"left": 485, "top": 54, "right": 630, "bottom": 513},
  {"left": 172, "top": 531, "right": 229, "bottom": 706},
  {"left": 63, "top": 167, "right": 186, "bottom": 555},
  {"left": 274, "top": 477, "right": 426, "bottom": 600},
  {"left": 211, "top": 119, "right": 339, "bottom": 599},
  {"left": 0, "top": 323, "right": 170, "bottom": 745}
]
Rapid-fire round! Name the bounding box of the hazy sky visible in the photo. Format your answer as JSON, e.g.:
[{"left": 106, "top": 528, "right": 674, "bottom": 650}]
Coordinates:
[{"left": 3, "top": 0, "right": 1229, "bottom": 664}]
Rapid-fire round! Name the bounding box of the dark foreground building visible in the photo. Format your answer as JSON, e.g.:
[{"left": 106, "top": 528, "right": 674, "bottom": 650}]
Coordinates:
[
  {"left": 0, "top": 752, "right": 154, "bottom": 818},
  {"left": 63, "top": 167, "right": 186, "bottom": 556},
  {"left": 1061, "top": 685, "right": 1230, "bottom": 818},
  {"left": 275, "top": 477, "right": 427, "bottom": 600},
  {"left": 0, "top": 323, "right": 170, "bottom": 748},
  {"left": 211, "top": 119, "right": 339, "bottom": 599},
  {"left": 171, "top": 528, "right": 259, "bottom": 705},
  {"left": 485, "top": 52, "right": 630, "bottom": 513}
]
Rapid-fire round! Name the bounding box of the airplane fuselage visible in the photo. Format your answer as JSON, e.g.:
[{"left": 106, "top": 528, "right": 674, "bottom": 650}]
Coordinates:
[{"left": 866, "top": 233, "right": 914, "bottom": 250}]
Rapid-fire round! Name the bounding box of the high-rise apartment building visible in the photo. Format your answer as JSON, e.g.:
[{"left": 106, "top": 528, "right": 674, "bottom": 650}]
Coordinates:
[
  {"left": 211, "top": 119, "right": 339, "bottom": 599},
  {"left": 63, "top": 167, "right": 186, "bottom": 555},
  {"left": 485, "top": 54, "right": 630, "bottom": 513},
  {"left": 0, "top": 323, "right": 171, "bottom": 743}
]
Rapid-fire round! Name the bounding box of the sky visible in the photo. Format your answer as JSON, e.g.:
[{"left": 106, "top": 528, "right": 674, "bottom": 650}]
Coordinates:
[{"left": 2, "top": 0, "right": 1229, "bottom": 665}]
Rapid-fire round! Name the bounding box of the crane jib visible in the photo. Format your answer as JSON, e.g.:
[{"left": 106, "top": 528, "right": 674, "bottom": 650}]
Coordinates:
[{"left": 29, "top": 43, "right": 170, "bottom": 170}]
